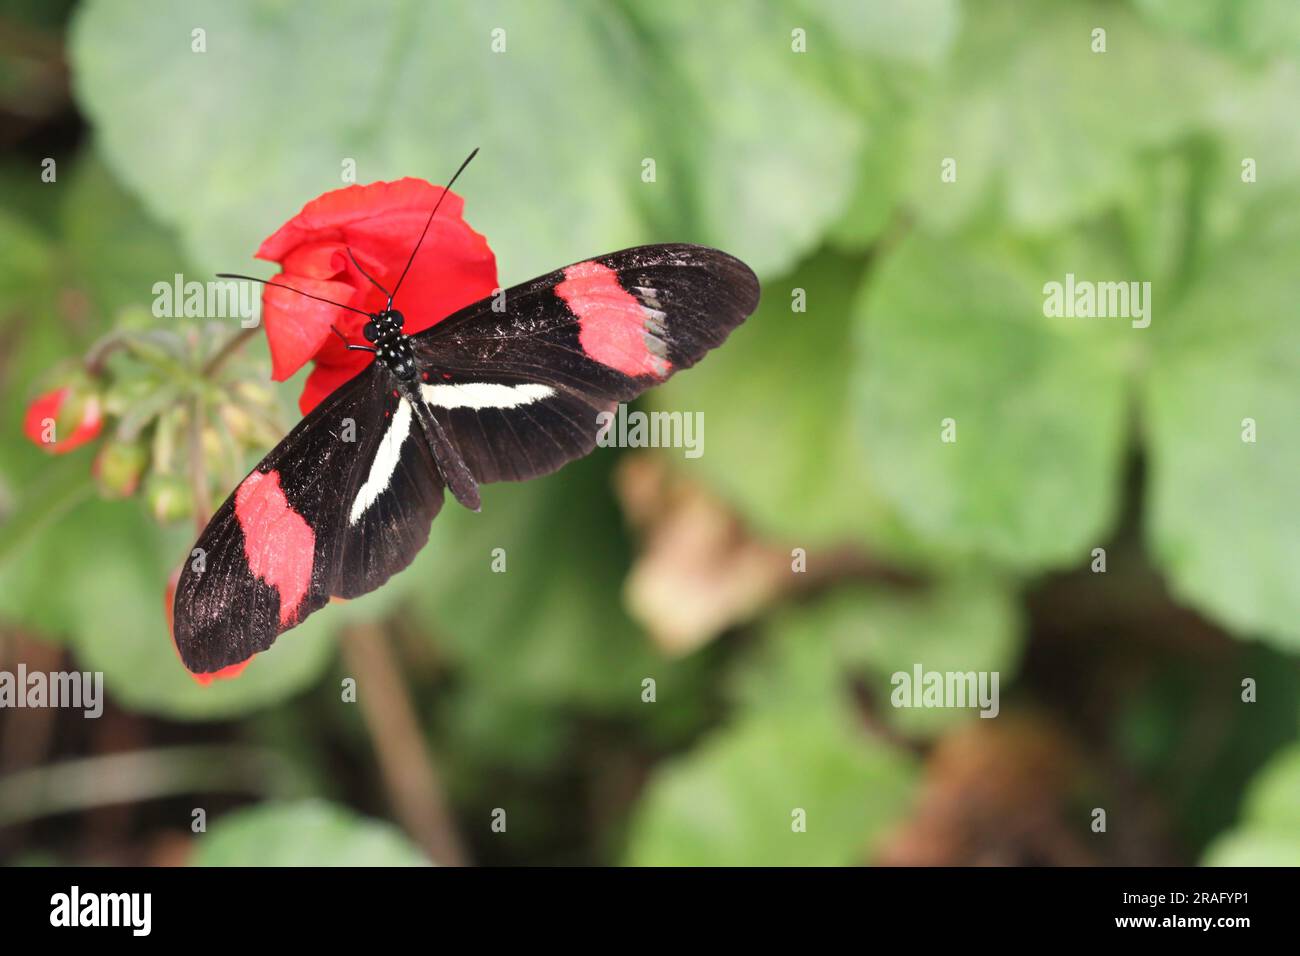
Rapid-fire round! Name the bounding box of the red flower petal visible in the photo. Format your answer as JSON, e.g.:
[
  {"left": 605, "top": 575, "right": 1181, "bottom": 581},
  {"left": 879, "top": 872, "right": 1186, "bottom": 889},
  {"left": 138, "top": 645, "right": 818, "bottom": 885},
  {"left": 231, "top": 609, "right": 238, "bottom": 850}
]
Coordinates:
[
  {"left": 298, "top": 350, "right": 371, "bottom": 416},
  {"left": 261, "top": 272, "right": 358, "bottom": 381},
  {"left": 253, "top": 177, "right": 498, "bottom": 406},
  {"left": 23, "top": 388, "right": 64, "bottom": 444},
  {"left": 256, "top": 178, "right": 469, "bottom": 261}
]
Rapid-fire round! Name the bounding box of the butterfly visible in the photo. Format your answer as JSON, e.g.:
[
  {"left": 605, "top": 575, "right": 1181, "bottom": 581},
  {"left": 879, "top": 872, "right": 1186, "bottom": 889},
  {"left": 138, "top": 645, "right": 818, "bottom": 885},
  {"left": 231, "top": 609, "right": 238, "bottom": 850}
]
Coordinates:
[{"left": 173, "top": 150, "right": 760, "bottom": 674}]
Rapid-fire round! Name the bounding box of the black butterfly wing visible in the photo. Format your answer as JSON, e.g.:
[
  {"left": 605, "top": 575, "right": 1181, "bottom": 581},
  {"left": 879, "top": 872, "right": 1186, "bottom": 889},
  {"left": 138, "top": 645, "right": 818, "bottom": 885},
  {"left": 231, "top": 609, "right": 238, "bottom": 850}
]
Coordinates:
[
  {"left": 173, "top": 367, "right": 445, "bottom": 673},
  {"left": 174, "top": 243, "right": 756, "bottom": 672},
  {"left": 410, "top": 243, "right": 759, "bottom": 483}
]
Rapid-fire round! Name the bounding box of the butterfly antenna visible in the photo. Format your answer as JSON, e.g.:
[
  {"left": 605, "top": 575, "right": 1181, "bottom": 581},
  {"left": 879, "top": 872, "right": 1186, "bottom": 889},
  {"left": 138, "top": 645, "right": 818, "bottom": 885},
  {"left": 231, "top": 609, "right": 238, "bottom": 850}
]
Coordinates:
[
  {"left": 217, "top": 273, "right": 373, "bottom": 318},
  {"left": 346, "top": 247, "right": 391, "bottom": 298},
  {"left": 388, "top": 147, "right": 479, "bottom": 308}
]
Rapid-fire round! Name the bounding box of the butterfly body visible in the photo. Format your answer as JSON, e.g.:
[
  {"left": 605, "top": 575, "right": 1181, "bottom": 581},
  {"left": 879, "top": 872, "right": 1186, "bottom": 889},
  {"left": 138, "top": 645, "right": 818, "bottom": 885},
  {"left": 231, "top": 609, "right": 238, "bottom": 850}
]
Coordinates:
[
  {"left": 401, "top": 376, "right": 481, "bottom": 511},
  {"left": 359, "top": 309, "right": 417, "bottom": 379},
  {"left": 174, "top": 242, "right": 759, "bottom": 674},
  {"left": 343, "top": 306, "right": 482, "bottom": 509}
]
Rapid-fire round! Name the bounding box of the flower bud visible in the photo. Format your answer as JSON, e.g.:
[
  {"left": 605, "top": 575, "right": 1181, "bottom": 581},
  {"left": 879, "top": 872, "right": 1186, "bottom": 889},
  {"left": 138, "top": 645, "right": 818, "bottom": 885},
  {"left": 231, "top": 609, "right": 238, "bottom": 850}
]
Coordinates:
[
  {"left": 202, "top": 425, "right": 224, "bottom": 462},
  {"left": 23, "top": 379, "right": 104, "bottom": 454},
  {"left": 220, "top": 401, "right": 282, "bottom": 449},
  {"left": 151, "top": 406, "right": 188, "bottom": 476},
  {"left": 93, "top": 438, "right": 150, "bottom": 498},
  {"left": 145, "top": 472, "right": 192, "bottom": 522},
  {"left": 232, "top": 380, "right": 276, "bottom": 409}
]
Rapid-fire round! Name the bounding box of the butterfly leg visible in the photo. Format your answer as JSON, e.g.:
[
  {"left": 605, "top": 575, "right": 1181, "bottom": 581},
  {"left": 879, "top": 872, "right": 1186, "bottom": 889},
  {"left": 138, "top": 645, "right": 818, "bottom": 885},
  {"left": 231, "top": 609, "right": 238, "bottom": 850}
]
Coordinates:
[
  {"left": 330, "top": 325, "right": 377, "bottom": 354},
  {"left": 403, "top": 382, "right": 481, "bottom": 512}
]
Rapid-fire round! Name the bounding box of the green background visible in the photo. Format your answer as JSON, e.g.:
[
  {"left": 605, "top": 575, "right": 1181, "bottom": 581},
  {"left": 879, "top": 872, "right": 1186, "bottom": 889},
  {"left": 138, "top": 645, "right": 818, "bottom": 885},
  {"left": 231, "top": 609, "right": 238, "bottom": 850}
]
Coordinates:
[{"left": 0, "top": 0, "right": 1297, "bottom": 866}]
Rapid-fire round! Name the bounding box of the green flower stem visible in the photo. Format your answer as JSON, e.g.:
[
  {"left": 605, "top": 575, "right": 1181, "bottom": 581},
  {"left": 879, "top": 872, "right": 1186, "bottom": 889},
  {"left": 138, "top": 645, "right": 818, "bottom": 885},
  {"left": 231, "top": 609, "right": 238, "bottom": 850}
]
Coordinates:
[
  {"left": 187, "top": 392, "right": 210, "bottom": 533},
  {"left": 200, "top": 326, "right": 259, "bottom": 379}
]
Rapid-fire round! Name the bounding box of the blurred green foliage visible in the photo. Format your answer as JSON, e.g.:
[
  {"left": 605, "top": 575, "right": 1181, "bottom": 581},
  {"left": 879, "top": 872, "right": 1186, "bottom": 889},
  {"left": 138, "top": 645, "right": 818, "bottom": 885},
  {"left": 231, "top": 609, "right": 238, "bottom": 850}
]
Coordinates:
[
  {"left": 0, "top": 0, "right": 1297, "bottom": 866},
  {"left": 1204, "top": 745, "right": 1300, "bottom": 865},
  {"left": 192, "top": 800, "right": 430, "bottom": 866}
]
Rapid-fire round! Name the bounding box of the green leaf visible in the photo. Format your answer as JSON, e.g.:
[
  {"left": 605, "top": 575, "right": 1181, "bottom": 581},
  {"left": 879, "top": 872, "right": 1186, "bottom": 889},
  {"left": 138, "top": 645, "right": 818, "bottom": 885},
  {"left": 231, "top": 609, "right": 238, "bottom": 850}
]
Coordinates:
[
  {"left": 1204, "top": 744, "right": 1300, "bottom": 866},
  {"left": 0, "top": 203, "right": 53, "bottom": 309},
  {"left": 1134, "top": 0, "right": 1300, "bottom": 62},
  {"left": 0, "top": 458, "right": 95, "bottom": 631},
  {"left": 1200, "top": 63, "right": 1300, "bottom": 229},
  {"left": 625, "top": 590, "right": 935, "bottom": 865},
  {"left": 1202, "top": 831, "right": 1300, "bottom": 866},
  {"left": 624, "top": 706, "right": 915, "bottom": 866},
  {"left": 192, "top": 799, "right": 429, "bottom": 866},
  {"left": 825, "top": 108, "right": 906, "bottom": 252},
  {"left": 1143, "top": 201, "right": 1300, "bottom": 649},
  {"left": 647, "top": 250, "right": 920, "bottom": 556},
  {"left": 852, "top": 231, "right": 1129, "bottom": 569},
  {"left": 71, "top": 0, "right": 864, "bottom": 281},
  {"left": 824, "top": 581, "right": 1020, "bottom": 736},
  {"left": 405, "top": 454, "right": 683, "bottom": 712},
  {"left": 59, "top": 151, "right": 193, "bottom": 317},
  {"left": 437, "top": 685, "right": 570, "bottom": 774},
  {"left": 625, "top": 2, "right": 864, "bottom": 276},
  {"left": 905, "top": 0, "right": 1225, "bottom": 233},
  {"left": 731, "top": 580, "right": 1020, "bottom": 738},
  {"left": 791, "top": 0, "right": 961, "bottom": 68}
]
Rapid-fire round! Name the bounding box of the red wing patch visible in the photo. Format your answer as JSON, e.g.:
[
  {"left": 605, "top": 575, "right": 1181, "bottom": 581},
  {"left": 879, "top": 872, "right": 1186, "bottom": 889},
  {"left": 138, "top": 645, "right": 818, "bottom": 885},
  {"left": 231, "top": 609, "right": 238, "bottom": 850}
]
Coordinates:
[
  {"left": 234, "top": 469, "right": 316, "bottom": 626},
  {"left": 554, "top": 261, "right": 671, "bottom": 379},
  {"left": 189, "top": 657, "right": 253, "bottom": 686}
]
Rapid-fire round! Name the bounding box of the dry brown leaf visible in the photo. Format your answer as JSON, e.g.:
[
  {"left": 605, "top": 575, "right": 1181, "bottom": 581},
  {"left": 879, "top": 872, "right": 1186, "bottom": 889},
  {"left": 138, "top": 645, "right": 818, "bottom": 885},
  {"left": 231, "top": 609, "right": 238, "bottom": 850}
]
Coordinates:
[{"left": 615, "top": 454, "right": 794, "bottom": 655}]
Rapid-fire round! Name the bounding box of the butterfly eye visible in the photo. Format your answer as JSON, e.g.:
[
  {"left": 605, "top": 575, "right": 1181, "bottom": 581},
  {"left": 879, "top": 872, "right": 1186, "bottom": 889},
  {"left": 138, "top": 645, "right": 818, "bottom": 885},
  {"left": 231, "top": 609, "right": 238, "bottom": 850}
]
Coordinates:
[{"left": 363, "top": 323, "right": 379, "bottom": 342}]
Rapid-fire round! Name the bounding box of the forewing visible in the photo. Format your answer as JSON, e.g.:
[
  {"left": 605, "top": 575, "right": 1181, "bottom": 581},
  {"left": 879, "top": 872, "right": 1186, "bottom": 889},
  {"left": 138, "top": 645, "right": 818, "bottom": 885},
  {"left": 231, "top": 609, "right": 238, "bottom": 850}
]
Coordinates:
[{"left": 410, "top": 243, "right": 759, "bottom": 483}]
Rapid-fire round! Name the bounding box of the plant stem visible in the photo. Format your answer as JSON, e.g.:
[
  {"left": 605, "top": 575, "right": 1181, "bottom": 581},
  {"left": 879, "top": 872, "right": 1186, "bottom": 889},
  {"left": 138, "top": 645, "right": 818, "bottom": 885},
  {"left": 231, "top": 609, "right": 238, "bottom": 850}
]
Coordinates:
[
  {"left": 200, "top": 326, "right": 259, "bottom": 379},
  {"left": 83, "top": 331, "right": 132, "bottom": 377},
  {"left": 0, "top": 745, "right": 302, "bottom": 828},
  {"left": 342, "top": 621, "right": 469, "bottom": 866},
  {"left": 188, "top": 393, "right": 211, "bottom": 533}
]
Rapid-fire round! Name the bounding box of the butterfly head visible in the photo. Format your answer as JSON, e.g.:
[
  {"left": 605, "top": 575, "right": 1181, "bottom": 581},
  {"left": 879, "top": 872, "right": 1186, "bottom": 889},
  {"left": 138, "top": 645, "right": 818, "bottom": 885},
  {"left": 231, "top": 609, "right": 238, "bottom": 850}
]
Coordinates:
[
  {"left": 363, "top": 309, "right": 405, "bottom": 344},
  {"left": 365, "top": 310, "right": 417, "bottom": 381}
]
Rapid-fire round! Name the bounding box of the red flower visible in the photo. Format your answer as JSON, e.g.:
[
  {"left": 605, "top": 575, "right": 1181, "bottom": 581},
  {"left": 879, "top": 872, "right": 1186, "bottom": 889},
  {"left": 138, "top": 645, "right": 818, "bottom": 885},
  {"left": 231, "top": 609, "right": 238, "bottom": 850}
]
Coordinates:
[
  {"left": 254, "top": 178, "right": 498, "bottom": 414},
  {"left": 23, "top": 386, "right": 103, "bottom": 454}
]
